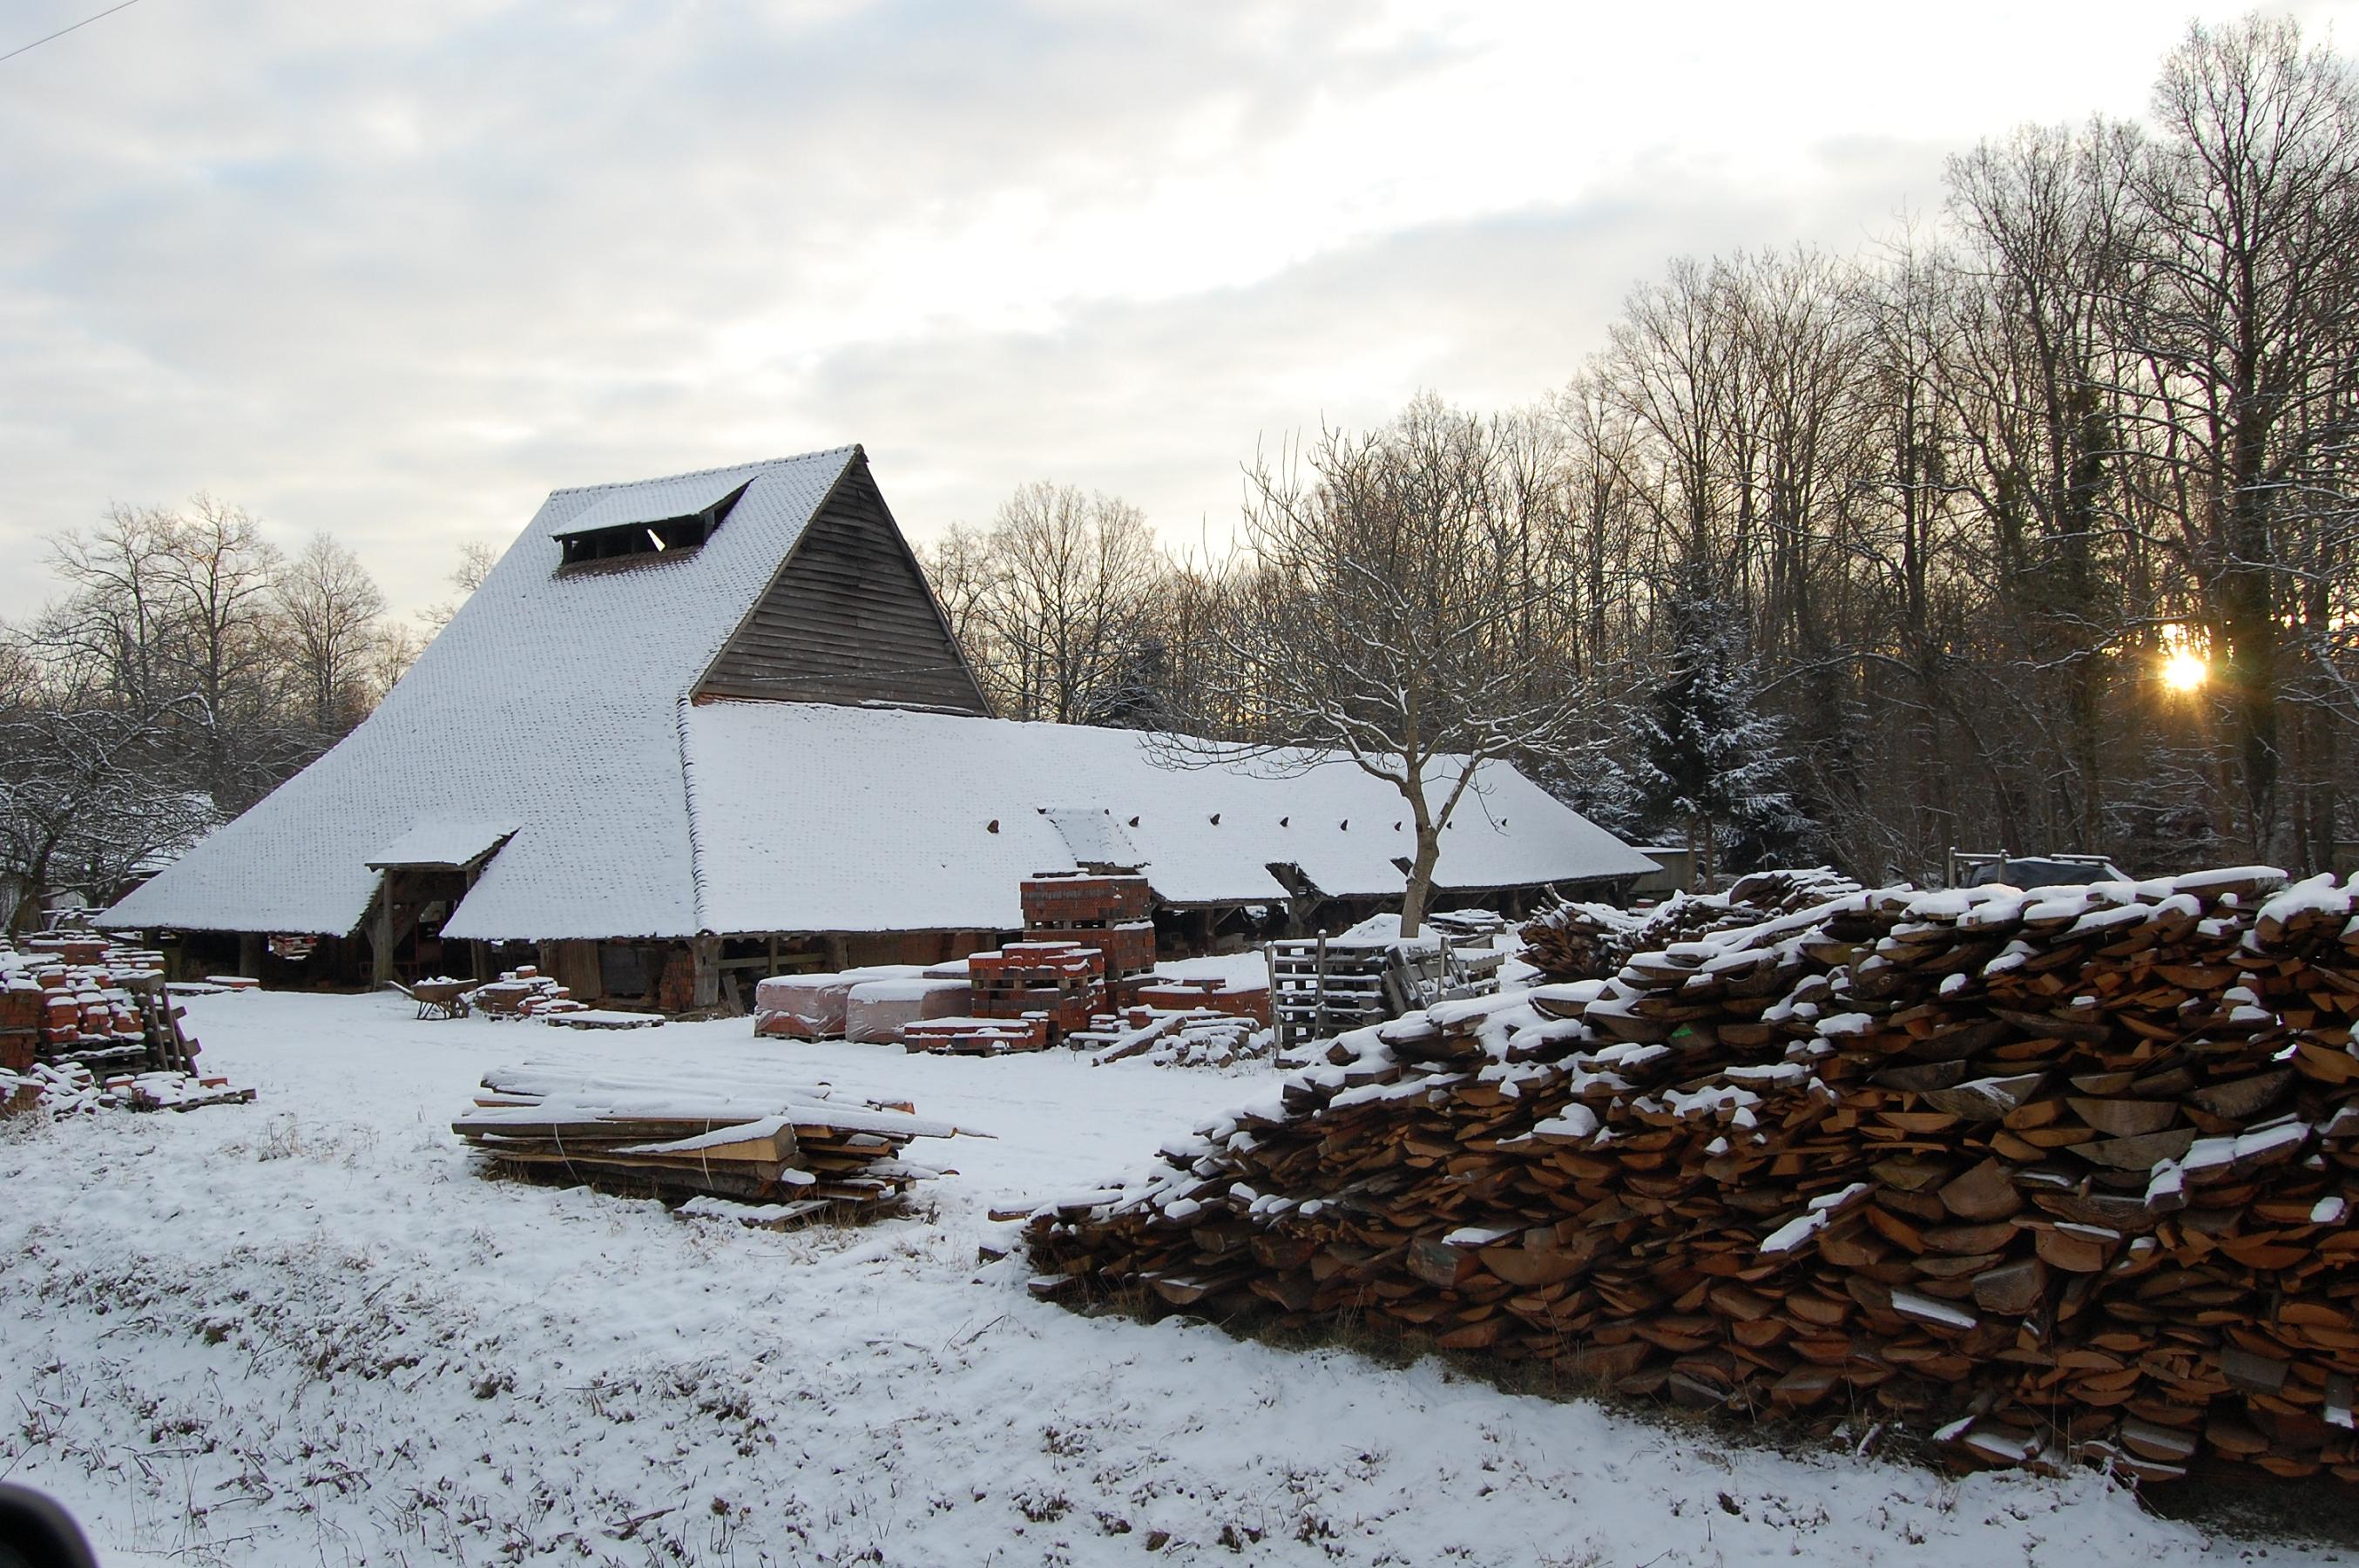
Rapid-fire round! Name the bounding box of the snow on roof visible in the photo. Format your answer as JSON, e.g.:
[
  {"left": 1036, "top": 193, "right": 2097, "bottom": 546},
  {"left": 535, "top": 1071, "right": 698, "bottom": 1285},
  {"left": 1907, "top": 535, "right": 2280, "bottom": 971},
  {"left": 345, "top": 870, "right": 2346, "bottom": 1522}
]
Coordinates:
[
  {"left": 679, "top": 701, "right": 1656, "bottom": 934},
  {"left": 99, "top": 449, "right": 862, "bottom": 938},
  {"left": 365, "top": 821, "right": 520, "bottom": 870},
  {"left": 97, "top": 445, "right": 1652, "bottom": 943},
  {"left": 1043, "top": 807, "right": 1146, "bottom": 870}
]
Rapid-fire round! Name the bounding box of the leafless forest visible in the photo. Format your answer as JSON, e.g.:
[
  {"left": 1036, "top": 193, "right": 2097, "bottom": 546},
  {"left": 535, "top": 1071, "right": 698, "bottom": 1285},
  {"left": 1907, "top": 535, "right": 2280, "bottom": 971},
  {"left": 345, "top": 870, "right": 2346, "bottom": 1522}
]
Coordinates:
[
  {"left": 924, "top": 16, "right": 2359, "bottom": 882},
  {"left": 5, "top": 15, "right": 2355, "bottom": 922}
]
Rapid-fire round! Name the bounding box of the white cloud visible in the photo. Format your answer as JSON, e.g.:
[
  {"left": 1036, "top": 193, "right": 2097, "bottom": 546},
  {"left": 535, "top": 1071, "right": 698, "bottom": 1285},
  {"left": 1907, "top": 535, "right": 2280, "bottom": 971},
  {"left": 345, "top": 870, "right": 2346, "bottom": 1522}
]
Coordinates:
[{"left": 0, "top": 0, "right": 2349, "bottom": 622}]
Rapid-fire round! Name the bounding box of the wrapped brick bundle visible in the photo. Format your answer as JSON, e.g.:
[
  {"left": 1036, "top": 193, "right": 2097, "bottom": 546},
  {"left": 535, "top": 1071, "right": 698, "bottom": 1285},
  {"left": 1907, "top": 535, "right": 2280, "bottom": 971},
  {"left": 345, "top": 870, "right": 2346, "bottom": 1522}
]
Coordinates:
[
  {"left": 844, "top": 977, "right": 976, "bottom": 1044},
  {"left": 754, "top": 965, "right": 926, "bottom": 1039}
]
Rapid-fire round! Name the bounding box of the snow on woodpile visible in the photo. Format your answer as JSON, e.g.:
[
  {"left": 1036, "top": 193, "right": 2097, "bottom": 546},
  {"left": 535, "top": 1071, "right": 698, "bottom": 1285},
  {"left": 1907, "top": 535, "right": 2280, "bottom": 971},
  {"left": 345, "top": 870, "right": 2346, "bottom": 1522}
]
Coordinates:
[
  {"left": 1029, "top": 866, "right": 2359, "bottom": 1483},
  {"left": 451, "top": 1061, "right": 977, "bottom": 1221},
  {"left": 1520, "top": 865, "right": 1865, "bottom": 981},
  {"left": 0, "top": 934, "right": 253, "bottom": 1115},
  {"left": 1074, "top": 1007, "right": 1276, "bottom": 1071}
]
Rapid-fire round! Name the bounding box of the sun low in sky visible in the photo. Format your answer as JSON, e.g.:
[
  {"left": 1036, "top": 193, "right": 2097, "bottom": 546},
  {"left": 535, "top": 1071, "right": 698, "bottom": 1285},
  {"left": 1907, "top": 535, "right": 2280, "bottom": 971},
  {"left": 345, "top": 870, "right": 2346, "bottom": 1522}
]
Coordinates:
[
  {"left": 2163, "top": 645, "right": 2210, "bottom": 693},
  {"left": 2, "top": 0, "right": 2355, "bottom": 625}
]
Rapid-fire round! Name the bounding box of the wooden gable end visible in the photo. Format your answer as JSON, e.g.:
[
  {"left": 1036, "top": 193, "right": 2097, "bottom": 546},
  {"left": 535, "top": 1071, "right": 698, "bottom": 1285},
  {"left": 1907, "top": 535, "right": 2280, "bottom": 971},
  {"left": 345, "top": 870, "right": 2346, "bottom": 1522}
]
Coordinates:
[{"left": 695, "top": 457, "right": 990, "bottom": 713}]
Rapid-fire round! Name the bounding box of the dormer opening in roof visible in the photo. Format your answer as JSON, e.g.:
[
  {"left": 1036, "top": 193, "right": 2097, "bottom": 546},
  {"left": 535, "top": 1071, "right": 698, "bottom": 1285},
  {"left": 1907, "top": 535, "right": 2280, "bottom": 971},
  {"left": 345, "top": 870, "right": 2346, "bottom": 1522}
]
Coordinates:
[{"left": 555, "top": 481, "right": 752, "bottom": 571}]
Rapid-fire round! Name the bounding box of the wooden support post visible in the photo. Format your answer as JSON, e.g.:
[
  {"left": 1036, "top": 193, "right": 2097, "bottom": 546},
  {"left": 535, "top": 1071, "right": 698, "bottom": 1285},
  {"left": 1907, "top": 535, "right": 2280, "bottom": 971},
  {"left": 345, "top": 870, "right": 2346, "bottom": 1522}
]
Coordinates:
[
  {"left": 369, "top": 879, "right": 395, "bottom": 986},
  {"left": 826, "top": 933, "right": 850, "bottom": 971},
  {"left": 463, "top": 864, "right": 488, "bottom": 982},
  {"left": 691, "top": 936, "right": 721, "bottom": 1010},
  {"left": 240, "top": 930, "right": 267, "bottom": 983}
]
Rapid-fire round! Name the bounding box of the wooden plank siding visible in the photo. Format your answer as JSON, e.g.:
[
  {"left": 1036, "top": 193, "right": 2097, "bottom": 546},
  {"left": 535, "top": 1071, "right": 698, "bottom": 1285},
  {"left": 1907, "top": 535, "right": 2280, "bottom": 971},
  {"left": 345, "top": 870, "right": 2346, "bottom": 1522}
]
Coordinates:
[{"left": 695, "top": 456, "right": 990, "bottom": 713}]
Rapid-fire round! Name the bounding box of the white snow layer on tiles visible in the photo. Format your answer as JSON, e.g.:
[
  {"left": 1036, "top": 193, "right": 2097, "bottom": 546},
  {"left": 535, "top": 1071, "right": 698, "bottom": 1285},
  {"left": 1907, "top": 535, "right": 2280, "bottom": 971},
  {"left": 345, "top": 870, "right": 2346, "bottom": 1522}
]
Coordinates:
[
  {"left": 98, "top": 450, "right": 861, "bottom": 939},
  {"left": 679, "top": 700, "right": 1659, "bottom": 932},
  {"left": 1044, "top": 805, "right": 1146, "bottom": 868}
]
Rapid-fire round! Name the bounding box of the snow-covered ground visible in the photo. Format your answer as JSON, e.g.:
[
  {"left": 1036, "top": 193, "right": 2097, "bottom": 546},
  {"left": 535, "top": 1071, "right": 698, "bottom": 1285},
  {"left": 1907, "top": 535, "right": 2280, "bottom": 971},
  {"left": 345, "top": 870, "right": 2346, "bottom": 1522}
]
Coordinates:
[{"left": 0, "top": 990, "right": 2315, "bottom": 1566}]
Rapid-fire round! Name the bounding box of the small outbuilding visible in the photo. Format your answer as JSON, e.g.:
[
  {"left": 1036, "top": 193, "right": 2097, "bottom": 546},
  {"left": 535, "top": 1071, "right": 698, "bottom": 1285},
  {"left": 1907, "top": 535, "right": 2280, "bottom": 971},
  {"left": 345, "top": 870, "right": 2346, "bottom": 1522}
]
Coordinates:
[{"left": 99, "top": 446, "right": 1655, "bottom": 1004}]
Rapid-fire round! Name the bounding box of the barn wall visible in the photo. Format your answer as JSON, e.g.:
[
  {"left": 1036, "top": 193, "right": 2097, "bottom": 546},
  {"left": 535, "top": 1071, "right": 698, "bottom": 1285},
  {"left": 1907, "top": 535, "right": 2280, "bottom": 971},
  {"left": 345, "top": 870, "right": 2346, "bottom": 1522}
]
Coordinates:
[{"left": 697, "top": 460, "right": 989, "bottom": 713}]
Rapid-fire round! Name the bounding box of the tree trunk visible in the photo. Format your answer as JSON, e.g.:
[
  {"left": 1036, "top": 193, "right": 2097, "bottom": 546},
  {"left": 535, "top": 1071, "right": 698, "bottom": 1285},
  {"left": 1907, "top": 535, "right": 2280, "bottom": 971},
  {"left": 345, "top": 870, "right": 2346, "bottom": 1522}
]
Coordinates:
[{"left": 1400, "top": 825, "right": 1443, "bottom": 940}]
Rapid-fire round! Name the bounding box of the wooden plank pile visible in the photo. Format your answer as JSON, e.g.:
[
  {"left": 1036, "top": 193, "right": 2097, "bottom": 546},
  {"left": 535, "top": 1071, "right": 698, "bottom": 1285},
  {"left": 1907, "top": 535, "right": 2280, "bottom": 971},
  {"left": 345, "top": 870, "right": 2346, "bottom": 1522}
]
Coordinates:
[
  {"left": 452, "top": 1062, "right": 970, "bottom": 1219},
  {"left": 0, "top": 932, "right": 252, "bottom": 1114},
  {"left": 1072, "top": 1006, "right": 1268, "bottom": 1069},
  {"left": 1519, "top": 867, "right": 1862, "bottom": 983},
  {"left": 1027, "top": 867, "right": 2359, "bottom": 1484}
]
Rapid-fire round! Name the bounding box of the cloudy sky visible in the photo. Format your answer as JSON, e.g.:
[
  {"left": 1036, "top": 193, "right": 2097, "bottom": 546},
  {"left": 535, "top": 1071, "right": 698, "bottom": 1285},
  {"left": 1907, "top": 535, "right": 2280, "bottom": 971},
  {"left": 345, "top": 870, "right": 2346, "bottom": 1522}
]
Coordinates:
[{"left": 2, "top": 0, "right": 2353, "bottom": 626}]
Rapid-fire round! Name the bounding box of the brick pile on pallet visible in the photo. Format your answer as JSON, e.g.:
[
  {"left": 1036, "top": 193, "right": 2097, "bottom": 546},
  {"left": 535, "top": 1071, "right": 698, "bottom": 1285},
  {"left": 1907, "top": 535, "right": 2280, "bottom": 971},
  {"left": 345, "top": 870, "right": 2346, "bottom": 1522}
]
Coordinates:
[
  {"left": 1518, "top": 868, "right": 1863, "bottom": 983},
  {"left": 452, "top": 1062, "right": 969, "bottom": 1221},
  {"left": 908, "top": 873, "right": 1160, "bottom": 1055},
  {"left": 1021, "top": 872, "right": 1156, "bottom": 997},
  {"left": 0, "top": 932, "right": 253, "bottom": 1114},
  {"left": 1025, "top": 866, "right": 2359, "bottom": 1484},
  {"left": 910, "top": 941, "right": 1105, "bottom": 1055}
]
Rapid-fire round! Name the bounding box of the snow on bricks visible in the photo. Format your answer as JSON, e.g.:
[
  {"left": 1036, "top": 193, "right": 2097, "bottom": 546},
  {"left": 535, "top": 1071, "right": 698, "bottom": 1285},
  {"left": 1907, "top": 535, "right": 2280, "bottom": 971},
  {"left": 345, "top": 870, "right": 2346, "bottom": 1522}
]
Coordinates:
[
  {"left": 1026, "top": 866, "right": 2359, "bottom": 1484},
  {"left": 451, "top": 1061, "right": 976, "bottom": 1220},
  {"left": 0, "top": 932, "right": 253, "bottom": 1115}
]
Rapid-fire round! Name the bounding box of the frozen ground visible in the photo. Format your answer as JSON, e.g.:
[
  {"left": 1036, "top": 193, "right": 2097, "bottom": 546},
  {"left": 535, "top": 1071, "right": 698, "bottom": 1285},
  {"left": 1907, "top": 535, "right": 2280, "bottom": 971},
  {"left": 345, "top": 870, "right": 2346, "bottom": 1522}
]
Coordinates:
[{"left": 0, "top": 990, "right": 2330, "bottom": 1566}]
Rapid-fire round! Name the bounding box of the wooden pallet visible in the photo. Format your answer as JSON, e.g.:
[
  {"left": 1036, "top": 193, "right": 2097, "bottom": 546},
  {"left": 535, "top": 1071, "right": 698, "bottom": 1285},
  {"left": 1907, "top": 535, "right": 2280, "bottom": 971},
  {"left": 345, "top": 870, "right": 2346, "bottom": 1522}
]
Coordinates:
[{"left": 903, "top": 1014, "right": 1051, "bottom": 1055}]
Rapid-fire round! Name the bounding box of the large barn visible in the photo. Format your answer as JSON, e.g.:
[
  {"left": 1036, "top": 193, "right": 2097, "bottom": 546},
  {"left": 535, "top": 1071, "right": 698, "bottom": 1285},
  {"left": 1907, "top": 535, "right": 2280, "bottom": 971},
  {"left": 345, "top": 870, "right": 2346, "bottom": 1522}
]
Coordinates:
[{"left": 99, "top": 446, "right": 1656, "bottom": 1005}]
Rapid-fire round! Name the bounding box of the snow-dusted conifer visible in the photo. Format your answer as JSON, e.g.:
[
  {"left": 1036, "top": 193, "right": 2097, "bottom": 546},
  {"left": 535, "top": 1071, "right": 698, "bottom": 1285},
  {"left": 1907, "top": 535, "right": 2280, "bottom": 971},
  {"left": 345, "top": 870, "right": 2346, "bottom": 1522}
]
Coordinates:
[{"left": 1631, "top": 568, "right": 1807, "bottom": 885}]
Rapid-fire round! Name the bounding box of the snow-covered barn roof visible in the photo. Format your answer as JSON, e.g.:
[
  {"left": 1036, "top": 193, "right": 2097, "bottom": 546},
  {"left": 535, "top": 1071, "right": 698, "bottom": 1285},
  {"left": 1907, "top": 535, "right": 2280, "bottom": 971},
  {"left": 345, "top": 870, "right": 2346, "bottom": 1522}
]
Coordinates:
[
  {"left": 97, "top": 446, "right": 1653, "bottom": 942},
  {"left": 677, "top": 701, "right": 1658, "bottom": 935}
]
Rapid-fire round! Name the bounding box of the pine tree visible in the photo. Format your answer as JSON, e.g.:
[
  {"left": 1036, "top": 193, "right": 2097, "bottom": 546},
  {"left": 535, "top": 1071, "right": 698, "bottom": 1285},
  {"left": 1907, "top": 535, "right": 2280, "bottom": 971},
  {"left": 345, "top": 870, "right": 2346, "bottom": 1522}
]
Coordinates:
[{"left": 1631, "top": 571, "right": 1809, "bottom": 885}]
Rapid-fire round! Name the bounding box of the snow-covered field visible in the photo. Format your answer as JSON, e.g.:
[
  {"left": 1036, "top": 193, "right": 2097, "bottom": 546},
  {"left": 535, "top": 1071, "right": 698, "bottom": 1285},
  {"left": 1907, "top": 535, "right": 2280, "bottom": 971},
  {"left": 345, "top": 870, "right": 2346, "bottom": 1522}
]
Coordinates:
[{"left": 0, "top": 990, "right": 2318, "bottom": 1565}]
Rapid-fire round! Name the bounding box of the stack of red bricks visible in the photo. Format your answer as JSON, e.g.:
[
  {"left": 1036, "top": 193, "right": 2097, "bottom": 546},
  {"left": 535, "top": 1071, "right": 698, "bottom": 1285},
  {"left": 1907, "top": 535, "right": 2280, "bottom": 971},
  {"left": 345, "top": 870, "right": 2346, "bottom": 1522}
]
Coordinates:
[
  {"left": 19, "top": 935, "right": 182, "bottom": 1071},
  {"left": 1022, "top": 873, "right": 1156, "bottom": 997},
  {"left": 1, "top": 931, "right": 252, "bottom": 1114},
  {"left": 906, "top": 874, "right": 1157, "bottom": 1055}
]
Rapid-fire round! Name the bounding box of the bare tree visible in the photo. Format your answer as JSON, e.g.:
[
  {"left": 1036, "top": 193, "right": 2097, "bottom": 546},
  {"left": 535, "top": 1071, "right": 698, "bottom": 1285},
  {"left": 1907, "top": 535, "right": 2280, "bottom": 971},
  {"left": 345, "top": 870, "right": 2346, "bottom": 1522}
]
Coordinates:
[
  {"left": 420, "top": 539, "right": 502, "bottom": 634},
  {"left": 946, "top": 483, "right": 1163, "bottom": 724},
  {"left": 275, "top": 532, "right": 389, "bottom": 734},
  {"left": 1184, "top": 398, "right": 1586, "bottom": 936},
  {"left": 2119, "top": 14, "right": 2359, "bottom": 855}
]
